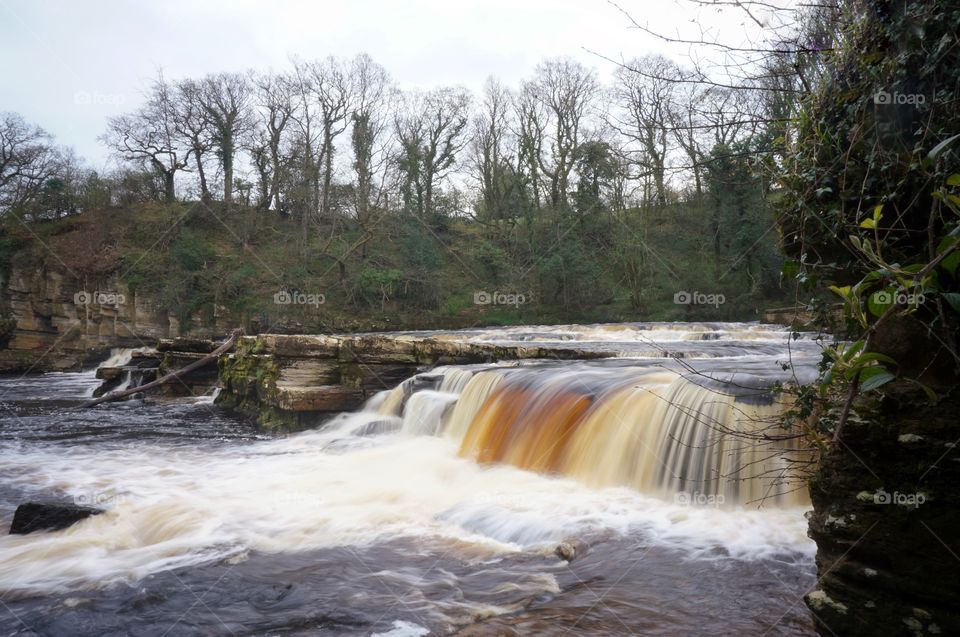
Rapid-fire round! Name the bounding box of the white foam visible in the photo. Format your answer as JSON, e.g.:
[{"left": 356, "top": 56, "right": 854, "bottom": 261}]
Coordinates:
[
  {"left": 0, "top": 427, "right": 813, "bottom": 594},
  {"left": 372, "top": 620, "right": 431, "bottom": 637}
]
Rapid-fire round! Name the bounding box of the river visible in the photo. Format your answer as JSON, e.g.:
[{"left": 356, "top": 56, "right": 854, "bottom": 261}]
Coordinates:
[{"left": 0, "top": 322, "right": 822, "bottom": 636}]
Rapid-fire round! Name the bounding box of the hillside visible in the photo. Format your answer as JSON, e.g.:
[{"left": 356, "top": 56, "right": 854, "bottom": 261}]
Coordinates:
[{"left": 0, "top": 198, "right": 795, "bottom": 361}]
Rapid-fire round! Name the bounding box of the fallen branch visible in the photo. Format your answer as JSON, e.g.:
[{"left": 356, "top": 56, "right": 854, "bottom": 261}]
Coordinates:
[{"left": 82, "top": 329, "right": 242, "bottom": 408}]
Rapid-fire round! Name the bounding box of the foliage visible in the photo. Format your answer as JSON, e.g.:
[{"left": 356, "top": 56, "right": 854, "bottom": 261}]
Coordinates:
[{"left": 778, "top": 0, "right": 960, "bottom": 442}]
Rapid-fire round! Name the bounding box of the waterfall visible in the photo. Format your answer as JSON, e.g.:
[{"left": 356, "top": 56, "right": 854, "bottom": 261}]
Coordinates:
[
  {"left": 443, "top": 371, "right": 503, "bottom": 442},
  {"left": 437, "top": 368, "right": 475, "bottom": 393},
  {"left": 98, "top": 347, "right": 152, "bottom": 370},
  {"left": 400, "top": 390, "right": 458, "bottom": 436},
  {"left": 378, "top": 363, "right": 807, "bottom": 507},
  {"left": 117, "top": 370, "right": 133, "bottom": 391}
]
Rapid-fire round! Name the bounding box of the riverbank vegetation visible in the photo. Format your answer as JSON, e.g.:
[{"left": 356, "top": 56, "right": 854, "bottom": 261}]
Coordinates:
[{"left": 1, "top": 49, "right": 799, "bottom": 331}]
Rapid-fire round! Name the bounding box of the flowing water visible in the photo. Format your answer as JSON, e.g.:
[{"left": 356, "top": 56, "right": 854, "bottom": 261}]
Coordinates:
[{"left": 0, "top": 323, "right": 823, "bottom": 636}]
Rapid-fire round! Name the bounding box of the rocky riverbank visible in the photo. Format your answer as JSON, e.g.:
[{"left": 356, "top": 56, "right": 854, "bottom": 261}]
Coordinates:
[
  {"left": 805, "top": 382, "right": 960, "bottom": 636},
  {"left": 216, "top": 333, "right": 612, "bottom": 429},
  {"left": 0, "top": 259, "right": 228, "bottom": 373}
]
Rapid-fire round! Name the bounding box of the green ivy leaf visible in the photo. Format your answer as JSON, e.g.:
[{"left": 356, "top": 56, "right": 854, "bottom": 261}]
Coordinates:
[{"left": 859, "top": 367, "right": 895, "bottom": 391}]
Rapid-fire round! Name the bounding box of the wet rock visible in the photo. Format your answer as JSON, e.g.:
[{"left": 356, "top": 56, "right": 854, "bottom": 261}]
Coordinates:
[
  {"left": 806, "top": 382, "right": 960, "bottom": 636},
  {"left": 354, "top": 420, "right": 402, "bottom": 436},
  {"left": 805, "top": 590, "right": 848, "bottom": 615},
  {"left": 95, "top": 366, "right": 124, "bottom": 381},
  {"left": 554, "top": 539, "right": 587, "bottom": 562},
  {"left": 224, "top": 550, "right": 250, "bottom": 565},
  {"left": 219, "top": 333, "right": 613, "bottom": 430},
  {"left": 275, "top": 385, "right": 366, "bottom": 412},
  {"left": 9, "top": 502, "right": 103, "bottom": 535}
]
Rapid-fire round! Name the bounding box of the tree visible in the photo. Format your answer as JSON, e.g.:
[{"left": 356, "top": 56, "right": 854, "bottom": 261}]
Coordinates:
[
  {"left": 522, "top": 58, "right": 598, "bottom": 211},
  {"left": 394, "top": 87, "right": 471, "bottom": 221},
  {"left": 101, "top": 76, "right": 188, "bottom": 203},
  {"left": 289, "top": 58, "right": 322, "bottom": 244},
  {"left": 573, "top": 140, "right": 617, "bottom": 214},
  {"left": 470, "top": 78, "right": 522, "bottom": 222},
  {"left": 610, "top": 55, "right": 680, "bottom": 207},
  {"left": 349, "top": 54, "right": 393, "bottom": 233},
  {"left": 197, "top": 72, "right": 252, "bottom": 210},
  {"left": 669, "top": 82, "right": 707, "bottom": 197},
  {"left": 173, "top": 78, "right": 215, "bottom": 202},
  {"left": 249, "top": 71, "right": 295, "bottom": 212},
  {"left": 0, "top": 112, "right": 61, "bottom": 213},
  {"left": 308, "top": 56, "right": 351, "bottom": 221},
  {"left": 514, "top": 85, "right": 547, "bottom": 211}
]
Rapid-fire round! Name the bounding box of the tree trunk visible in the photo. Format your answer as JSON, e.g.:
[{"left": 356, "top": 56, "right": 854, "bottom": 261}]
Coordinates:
[
  {"left": 270, "top": 146, "right": 283, "bottom": 213},
  {"left": 194, "top": 146, "right": 210, "bottom": 202},
  {"left": 163, "top": 170, "right": 176, "bottom": 203},
  {"left": 82, "top": 330, "right": 241, "bottom": 408},
  {"left": 223, "top": 134, "right": 234, "bottom": 210},
  {"left": 321, "top": 133, "right": 334, "bottom": 219}
]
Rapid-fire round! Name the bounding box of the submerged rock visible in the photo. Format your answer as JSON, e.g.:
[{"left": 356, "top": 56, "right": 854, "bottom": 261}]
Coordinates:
[
  {"left": 554, "top": 539, "right": 587, "bottom": 562},
  {"left": 9, "top": 502, "right": 103, "bottom": 535}
]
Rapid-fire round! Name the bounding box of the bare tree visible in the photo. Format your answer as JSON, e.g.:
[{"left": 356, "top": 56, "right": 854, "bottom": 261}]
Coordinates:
[
  {"left": 514, "top": 86, "right": 547, "bottom": 211},
  {"left": 249, "top": 71, "right": 295, "bottom": 212},
  {"left": 197, "top": 72, "right": 252, "bottom": 210},
  {"left": 0, "top": 112, "right": 61, "bottom": 213},
  {"left": 172, "top": 78, "right": 215, "bottom": 202},
  {"left": 289, "top": 58, "right": 322, "bottom": 245},
  {"left": 522, "top": 58, "right": 599, "bottom": 211},
  {"left": 470, "top": 78, "right": 518, "bottom": 222},
  {"left": 307, "top": 56, "right": 352, "bottom": 221},
  {"left": 101, "top": 75, "right": 188, "bottom": 203},
  {"left": 610, "top": 55, "right": 680, "bottom": 207},
  {"left": 394, "top": 87, "right": 471, "bottom": 220},
  {"left": 349, "top": 53, "right": 393, "bottom": 234},
  {"left": 669, "top": 82, "right": 707, "bottom": 197}
]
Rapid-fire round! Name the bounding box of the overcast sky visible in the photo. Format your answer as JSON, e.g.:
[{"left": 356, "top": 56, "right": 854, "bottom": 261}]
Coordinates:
[{"left": 0, "top": 0, "right": 773, "bottom": 168}]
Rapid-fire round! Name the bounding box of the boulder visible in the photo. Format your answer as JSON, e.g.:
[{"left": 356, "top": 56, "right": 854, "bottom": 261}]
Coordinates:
[
  {"left": 9, "top": 502, "right": 103, "bottom": 535},
  {"left": 554, "top": 538, "right": 588, "bottom": 562}
]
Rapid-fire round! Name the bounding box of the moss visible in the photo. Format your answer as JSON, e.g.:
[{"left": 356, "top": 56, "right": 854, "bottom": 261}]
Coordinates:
[
  {"left": 339, "top": 363, "right": 364, "bottom": 389},
  {"left": 256, "top": 405, "right": 300, "bottom": 431},
  {"left": 217, "top": 347, "right": 287, "bottom": 429}
]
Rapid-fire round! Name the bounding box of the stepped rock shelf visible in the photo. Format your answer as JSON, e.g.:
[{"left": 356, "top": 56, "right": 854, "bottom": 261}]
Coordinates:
[{"left": 216, "top": 333, "right": 612, "bottom": 429}]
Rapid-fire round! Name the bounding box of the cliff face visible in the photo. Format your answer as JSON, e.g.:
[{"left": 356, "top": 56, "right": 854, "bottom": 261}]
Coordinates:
[
  {"left": 0, "top": 257, "right": 228, "bottom": 373},
  {"left": 805, "top": 384, "right": 960, "bottom": 636}
]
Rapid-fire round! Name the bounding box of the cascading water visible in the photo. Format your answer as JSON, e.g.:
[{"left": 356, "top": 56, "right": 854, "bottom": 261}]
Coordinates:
[
  {"left": 98, "top": 347, "right": 152, "bottom": 370},
  {"left": 0, "top": 322, "right": 822, "bottom": 636},
  {"left": 378, "top": 362, "right": 807, "bottom": 507}
]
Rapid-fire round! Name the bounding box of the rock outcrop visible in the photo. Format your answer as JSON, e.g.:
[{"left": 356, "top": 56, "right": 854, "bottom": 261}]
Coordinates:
[
  {"left": 805, "top": 383, "right": 960, "bottom": 636},
  {"left": 0, "top": 259, "right": 231, "bottom": 373},
  {"left": 217, "top": 333, "right": 611, "bottom": 430}
]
